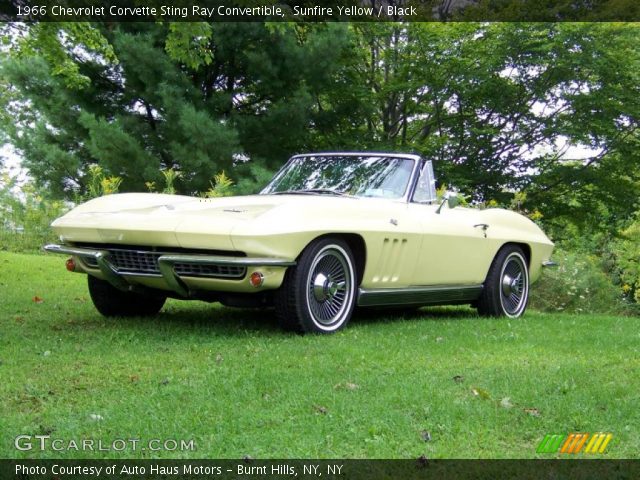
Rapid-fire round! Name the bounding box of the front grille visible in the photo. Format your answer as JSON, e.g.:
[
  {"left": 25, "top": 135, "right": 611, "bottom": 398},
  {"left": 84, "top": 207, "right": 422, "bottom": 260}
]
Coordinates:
[
  {"left": 173, "top": 262, "right": 245, "bottom": 278},
  {"left": 112, "top": 249, "right": 161, "bottom": 274},
  {"left": 79, "top": 248, "right": 246, "bottom": 279}
]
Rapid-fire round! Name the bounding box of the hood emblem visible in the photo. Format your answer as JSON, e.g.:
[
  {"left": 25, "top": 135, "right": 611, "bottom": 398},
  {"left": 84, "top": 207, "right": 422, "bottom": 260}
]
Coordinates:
[
  {"left": 223, "top": 208, "right": 246, "bottom": 213},
  {"left": 390, "top": 218, "right": 398, "bottom": 226}
]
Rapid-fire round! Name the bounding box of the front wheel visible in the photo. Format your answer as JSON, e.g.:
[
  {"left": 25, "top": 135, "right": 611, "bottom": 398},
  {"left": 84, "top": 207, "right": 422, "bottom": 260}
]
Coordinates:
[
  {"left": 88, "top": 275, "right": 166, "bottom": 317},
  {"left": 275, "top": 237, "right": 357, "bottom": 333},
  {"left": 477, "top": 245, "right": 529, "bottom": 318}
]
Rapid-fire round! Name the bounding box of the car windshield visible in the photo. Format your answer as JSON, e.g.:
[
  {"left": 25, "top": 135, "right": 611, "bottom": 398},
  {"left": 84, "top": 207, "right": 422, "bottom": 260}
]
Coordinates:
[{"left": 261, "top": 155, "right": 416, "bottom": 199}]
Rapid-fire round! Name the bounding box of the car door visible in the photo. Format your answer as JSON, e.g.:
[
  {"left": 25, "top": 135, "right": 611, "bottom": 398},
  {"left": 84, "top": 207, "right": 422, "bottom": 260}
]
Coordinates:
[
  {"left": 408, "top": 203, "right": 495, "bottom": 286},
  {"left": 408, "top": 161, "right": 494, "bottom": 286}
]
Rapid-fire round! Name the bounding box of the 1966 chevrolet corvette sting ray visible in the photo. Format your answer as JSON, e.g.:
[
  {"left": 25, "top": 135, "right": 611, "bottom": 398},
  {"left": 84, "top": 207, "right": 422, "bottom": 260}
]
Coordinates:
[{"left": 45, "top": 153, "right": 555, "bottom": 333}]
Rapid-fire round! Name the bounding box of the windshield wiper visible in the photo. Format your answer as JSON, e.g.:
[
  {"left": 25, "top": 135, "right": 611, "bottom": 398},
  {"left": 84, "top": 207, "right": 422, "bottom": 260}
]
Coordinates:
[{"left": 272, "top": 188, "right": 350, "bottom": 197}]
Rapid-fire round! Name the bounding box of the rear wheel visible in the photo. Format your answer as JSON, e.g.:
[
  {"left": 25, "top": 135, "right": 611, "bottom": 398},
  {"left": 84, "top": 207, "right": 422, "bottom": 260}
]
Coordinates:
[
  {"left": 275, "top": 237, "right": 357, "bottom": 333},
  {"left": 477, "top": 245, "right": 529, "bottom": 318},
  {"left": 88, "top": 275, "right": 166, "bottom": 317}
]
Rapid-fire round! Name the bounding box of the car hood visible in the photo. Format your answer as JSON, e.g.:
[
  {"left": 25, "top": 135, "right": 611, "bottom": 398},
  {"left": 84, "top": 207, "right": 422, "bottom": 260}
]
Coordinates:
[{"left": 51, "top": 192, "right": 370, "bottom": 249}]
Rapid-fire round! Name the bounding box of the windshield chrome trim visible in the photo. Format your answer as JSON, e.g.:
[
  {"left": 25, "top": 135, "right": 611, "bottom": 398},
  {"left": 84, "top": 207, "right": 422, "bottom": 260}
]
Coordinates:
[
  {"left": 291, "top": 151, "right": 423, "bottom": 161},
  {"left": 261, "top": 152, "right": 422, "bottom": 203}
]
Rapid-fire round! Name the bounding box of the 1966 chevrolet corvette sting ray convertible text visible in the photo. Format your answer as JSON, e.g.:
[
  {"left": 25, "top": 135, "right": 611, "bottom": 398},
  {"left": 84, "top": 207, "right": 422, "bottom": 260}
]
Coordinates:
[{"left": 45, "top": 153, "right": 555, "bottom": 333}]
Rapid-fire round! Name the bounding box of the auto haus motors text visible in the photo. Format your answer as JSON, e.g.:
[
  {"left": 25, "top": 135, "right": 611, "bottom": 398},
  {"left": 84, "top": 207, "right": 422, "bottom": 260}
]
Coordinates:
[
  {"left": 15, "top": 464, "right": 327, "bottom": 476},
  {"left": 15, "top": 464, "right": 226, "bottom": 477}
]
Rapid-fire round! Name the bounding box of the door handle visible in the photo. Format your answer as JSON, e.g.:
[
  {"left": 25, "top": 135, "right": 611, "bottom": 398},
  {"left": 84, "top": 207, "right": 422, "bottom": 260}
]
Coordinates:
[{"left": 474, "top": 223, "right": 489, "bottom": 237}]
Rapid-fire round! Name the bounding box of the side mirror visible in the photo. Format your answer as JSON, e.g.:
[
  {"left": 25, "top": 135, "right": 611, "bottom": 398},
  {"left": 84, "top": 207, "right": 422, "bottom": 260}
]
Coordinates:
[
  {"left": 447, "top": 193, "right": 461, "bottom": 209},
  {"left": 436, "top": 191, "right": 461, "bottom": 214}
]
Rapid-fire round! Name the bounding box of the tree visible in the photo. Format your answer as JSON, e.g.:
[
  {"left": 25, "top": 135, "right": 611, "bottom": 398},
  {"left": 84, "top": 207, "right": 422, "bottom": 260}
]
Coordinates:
[
  {"left": 336, "top": 23, "right": 640, "bottom": 233},
  {"left": 2, "top": 22, "right": 639, "bottom": 236},
  {"left": 0, "top": 22, "right": 352, "bottom": 196}
]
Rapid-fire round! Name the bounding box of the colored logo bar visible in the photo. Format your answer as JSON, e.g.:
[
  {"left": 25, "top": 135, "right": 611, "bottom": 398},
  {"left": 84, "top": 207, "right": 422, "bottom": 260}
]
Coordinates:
[{"left": 537, "top": 433, "right": 613, "bottom": 454}]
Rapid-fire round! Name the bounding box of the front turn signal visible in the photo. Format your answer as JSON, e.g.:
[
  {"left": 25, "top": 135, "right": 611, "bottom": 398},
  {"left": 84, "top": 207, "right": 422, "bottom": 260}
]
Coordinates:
[
  {"left": 249, "top": 272, "right": 264, "bottom": 287},
  {"left": 65, "top": 257, "right": 76, "bottom": 272}
]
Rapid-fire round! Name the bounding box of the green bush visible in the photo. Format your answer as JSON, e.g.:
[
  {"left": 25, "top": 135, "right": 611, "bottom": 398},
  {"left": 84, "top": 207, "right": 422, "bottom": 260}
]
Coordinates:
[
  {"left": 83, "top": 164, "right": 122, "bottom": 200},
  {"left": 204, "top": 171, "right": 234, "bottom": 198},
  {"left": 529, "top": 248, "right": 635, "bottom": 315},
  {"left": 232, "top": 160, "right": 275, "bottom": 196},
  {"left": 0, "top": 173, "right": 69, "bottom": 253},
  {"left": 610, "top": 220, "right": 640, "bottom": 304}
]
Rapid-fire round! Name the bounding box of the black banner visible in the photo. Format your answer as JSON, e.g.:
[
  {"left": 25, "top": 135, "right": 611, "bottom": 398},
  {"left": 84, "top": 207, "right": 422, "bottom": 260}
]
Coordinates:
[
  {"left": 2, "top": 460, "right": 640, "bottom": 480},
  {"left": 1, "top": 0, "right": 640, "bottom": 22}
]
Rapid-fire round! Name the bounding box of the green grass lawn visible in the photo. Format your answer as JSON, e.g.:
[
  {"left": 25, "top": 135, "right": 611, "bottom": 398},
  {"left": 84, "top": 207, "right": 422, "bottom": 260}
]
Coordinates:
[{"left": 1, "top": 251, "right": 638, "bottom": 459}]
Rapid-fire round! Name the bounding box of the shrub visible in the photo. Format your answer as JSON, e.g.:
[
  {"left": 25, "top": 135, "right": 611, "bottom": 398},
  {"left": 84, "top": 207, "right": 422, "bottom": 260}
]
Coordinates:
[
  {"left": 204, "top": 171, "right": 234, "bottom": 198},
  {"left": 160, "top": 168, "right": 181, "bottom": 195},
  {"left": 529, "top": 248, "right": 635, "bottom": 315},
  {"left": 610, "top": 220, "right": 640, "bottom": 304},
  {"left": 84, "top": 164, "right": 122, "bottom": 199},
  {"left": 0, "top": 173, "right": 69, "bottom": 252},
  {"left": 233, "top": 161, "right": 275, "bottom": 195}
]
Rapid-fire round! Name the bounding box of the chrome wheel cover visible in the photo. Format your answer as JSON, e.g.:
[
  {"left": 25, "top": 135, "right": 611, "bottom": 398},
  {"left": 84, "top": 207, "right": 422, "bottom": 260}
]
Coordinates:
[
  {"left": 499, "top": 253, "right": 528, "bottom": 317},
  {"left": 305, "top": 245, "right": 354, "bottom": 330}
]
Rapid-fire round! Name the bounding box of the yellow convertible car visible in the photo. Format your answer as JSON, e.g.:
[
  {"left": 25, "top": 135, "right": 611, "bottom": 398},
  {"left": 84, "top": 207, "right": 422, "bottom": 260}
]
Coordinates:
[{"left": 45, "top": 152, "right": 554, "bottom": 333}]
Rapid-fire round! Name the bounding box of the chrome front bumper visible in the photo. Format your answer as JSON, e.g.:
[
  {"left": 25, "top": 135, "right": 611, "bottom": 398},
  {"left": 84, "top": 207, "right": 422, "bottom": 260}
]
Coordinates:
[{"left": 43, "top": 244, "right": 295, "bottom": 297}]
